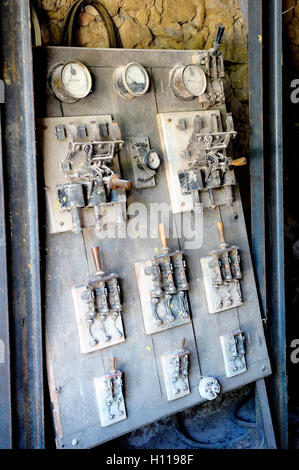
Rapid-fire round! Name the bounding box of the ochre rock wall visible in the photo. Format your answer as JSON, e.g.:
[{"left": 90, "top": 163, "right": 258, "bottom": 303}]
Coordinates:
[
  {"left": 33, "top": 0, "right": 247, "bottom": 62},
  {"left": 283, "top": 0, "right": 299, "bottom": 71}
]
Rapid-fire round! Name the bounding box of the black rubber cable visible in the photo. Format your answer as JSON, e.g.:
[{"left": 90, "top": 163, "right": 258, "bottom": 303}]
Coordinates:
[
  {"left": 174, "top": 389, "right": 256, "bottom": 448},
  {"left": 31, "top": 4, "right": 42, "bottom": 46},
  {"left": 60, "top": 0, "right": 122, "bottom": 48}
]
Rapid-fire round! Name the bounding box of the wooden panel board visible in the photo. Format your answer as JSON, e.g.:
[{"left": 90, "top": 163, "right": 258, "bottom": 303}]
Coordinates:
[{"left": 34, "top": 47, "right": 271, "bottom": 449}]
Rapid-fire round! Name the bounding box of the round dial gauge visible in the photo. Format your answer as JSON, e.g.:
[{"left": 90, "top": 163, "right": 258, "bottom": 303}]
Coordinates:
[
  {"left": 50, "top": 61, "right": 92, "bottom": 103},
  {"left": 125, "top": 63, "right": 149, "bottom": 96},
  {"left": 61, "top": 61, "right": 92, "bottom": 99},
  {"left": 144, "top": 150, "right": 161, "bottom": 170},
  {"left": 169, "top": 64, "right": 207, "bottom": 100},
  {"left": 114, "top": 62, "right": 150, "bottom": 99},
  {"left": 182, "top": 65, "right": 207, "bottom": 97}
]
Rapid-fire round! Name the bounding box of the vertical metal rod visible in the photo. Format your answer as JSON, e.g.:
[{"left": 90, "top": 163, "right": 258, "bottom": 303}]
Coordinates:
[
  {"left": 0, "top": 0, "right": 44, "bottom": 448},
  {"left": 263, "top": 0, "right": 288, "bottom": 448},
  {"left": 249, "top": 0, "right": 267, "bottom": 320},
  {"left": 248, "top": 0, "right": 277, "bottom": 449},
  {"left": 0, "top": 101, "right": 12, "bottom": 448}
]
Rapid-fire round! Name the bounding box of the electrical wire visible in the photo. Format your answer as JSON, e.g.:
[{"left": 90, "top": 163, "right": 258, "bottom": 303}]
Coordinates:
[{"left": 174, "top": 388, "right": 256, "bottom": 448}]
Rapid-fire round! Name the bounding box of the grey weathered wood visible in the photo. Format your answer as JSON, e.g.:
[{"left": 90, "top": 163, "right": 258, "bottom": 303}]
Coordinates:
[{"left": 35, "top": 47, "right": 271, "bottom": 449}]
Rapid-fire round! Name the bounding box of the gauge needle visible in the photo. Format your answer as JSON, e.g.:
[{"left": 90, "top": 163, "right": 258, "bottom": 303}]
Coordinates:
[{"left": 66, "top": 66, "right": 78, "bottom": 87}]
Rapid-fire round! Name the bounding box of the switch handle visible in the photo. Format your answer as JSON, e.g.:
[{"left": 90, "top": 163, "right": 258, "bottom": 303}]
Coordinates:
[
  {"left": 110, "top": 357, "right": 116, "bottom": 371},
  {"left": 216, "top": 26, "right": 225, "bottom": 45},
  {"left": 71, "top": 207, "right": 82, "bottom": 234},
  {"left": 91, "top": 246, "right": 102, "bottom": 273},
  {"left": 158, "top": 223, "right": 168, "bottom": 253},
  {"left": 216, "top": 222, "right": 226, "bottom": 245},
  {"left": 180, "top": 338, "right": 185, "bottom": 350},
  {"left": 110, "top": 173, "right": 132, "bottom": 191},
  {"left": 230, "top": 157, "right": 247, "bottom": 167}
]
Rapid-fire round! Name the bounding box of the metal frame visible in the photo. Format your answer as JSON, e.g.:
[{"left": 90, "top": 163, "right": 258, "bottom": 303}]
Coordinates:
[
  {"left": 0, "top": 0, "right": 44, "bottom": 448},
  {"left": 249, "top": 0, "right": 287, "bottom": 449},
  {"left": 263, "top": 0, "right": 288, "bottom": 449},
  {"left": 0, "top": 98, "right": 12, "bottom": 449}
]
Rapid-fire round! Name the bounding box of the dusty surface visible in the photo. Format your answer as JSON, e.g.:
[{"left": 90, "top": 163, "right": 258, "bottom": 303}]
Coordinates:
[{"left": 33, "top": 0, "right": 253, "bottom": 449}]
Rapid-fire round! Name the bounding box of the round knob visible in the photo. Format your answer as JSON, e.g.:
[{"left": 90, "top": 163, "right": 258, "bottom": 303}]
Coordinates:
[
  {"left": 199, "top": 377, "right": 221, "bottom": 401},
  {"left": 144, "top": 150, "right": 161, "bottom": 171}
]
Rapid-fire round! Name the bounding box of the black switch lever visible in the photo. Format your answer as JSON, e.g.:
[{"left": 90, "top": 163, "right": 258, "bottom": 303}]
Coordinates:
[{"left": 216, "top": 26, "right": 225, "bottom": 45}]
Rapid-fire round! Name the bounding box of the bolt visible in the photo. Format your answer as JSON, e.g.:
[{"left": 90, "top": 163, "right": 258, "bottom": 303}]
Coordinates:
[
  {"left": 261, "top": 365, "right": 267, "bottom": 372},
  {"left": 55, "top": 386, "right": 62, "bottom": 392},
  {"left": 72, "top": 439, "right": 79, "bottom": 447}
]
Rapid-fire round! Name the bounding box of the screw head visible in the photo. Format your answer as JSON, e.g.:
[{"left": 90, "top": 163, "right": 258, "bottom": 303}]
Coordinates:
[{"left": 72, "top": 439, "right": 79, "bottom": 447}]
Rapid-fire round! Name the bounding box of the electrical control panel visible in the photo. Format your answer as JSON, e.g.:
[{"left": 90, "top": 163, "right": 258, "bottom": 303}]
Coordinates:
[{"left": 35, "top": 44, "right": 271, "bottom": 449}]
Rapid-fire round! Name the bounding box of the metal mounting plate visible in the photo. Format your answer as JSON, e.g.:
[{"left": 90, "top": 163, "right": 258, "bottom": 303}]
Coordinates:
[
  {"left": 125, "top": 136, "right": 156, "bottom": 189},
  {"left": 161, "top": 349, "right": 190, "bottom": 401},
  {"left": 200, "top": 254, "right": 243, "bottom": 313},
  {"left": 157, "top": 110, "right": 235, "bottom": 213},
  {"left": 135, "top": 256, "right": 191, "bottom": 335},
  {"left": 72, "top": 285, "right": 125, "bottom": 354},
  {"left": 39, "top": 115, "right": 126, "bottom": 234},
  {"left": 94, "top": 373, "right": 127, "bottom": 427},
  {"left": 220, "top": 330, "right": 247, "bottom": 378}
]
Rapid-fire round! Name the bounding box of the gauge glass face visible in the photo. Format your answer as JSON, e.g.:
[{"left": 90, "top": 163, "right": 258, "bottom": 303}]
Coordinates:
[
  {"left": 182, "top": 65, "right": 207, "bottom": 97},
  {"left": 146, "top": 150, "right": 160, "bottom": 170},
  {"left": 61, "top": 62, "right": 91, "bottom": 99},
  {"left": 125, "top": 63, "right": 149, "bottom": 96}
]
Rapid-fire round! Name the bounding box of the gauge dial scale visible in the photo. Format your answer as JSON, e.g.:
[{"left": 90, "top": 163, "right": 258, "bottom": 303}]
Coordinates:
[
  {"left": 50, "top": 61, "right": 92, "bottom": 103},
  {"left": 170, "top": 64, "right": 207, "bottom": 100},
  {"left": 114, "top": 62, "right": 150, "bottom": 100}
]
